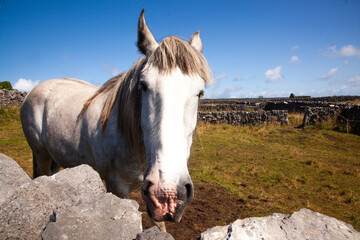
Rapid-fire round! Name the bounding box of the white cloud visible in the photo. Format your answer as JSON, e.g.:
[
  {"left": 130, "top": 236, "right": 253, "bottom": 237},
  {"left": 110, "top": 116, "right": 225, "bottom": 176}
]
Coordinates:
[
  {"left": 264, "top": 66, "right": 282, "bottom": 83},
  {"left": 214, "top": 73, "right": 227, "bottom": 82},
  {"left": 321, "top": 67, "right": 339, "bottom": 80},
  {"left": 347, "top": 76, "right": 360, "bottom": 86},
  {"left": 339, "top": 45, "right": 360, "bottom": 58},
  {"left": 322, "top": 45, "right": 360, "bottom": 58},
  {"left": 13, "top": 78, "right": 40, "bottom": 92},
  {"left": 289, "top": 56, "right": 300, "bottom": 63}
]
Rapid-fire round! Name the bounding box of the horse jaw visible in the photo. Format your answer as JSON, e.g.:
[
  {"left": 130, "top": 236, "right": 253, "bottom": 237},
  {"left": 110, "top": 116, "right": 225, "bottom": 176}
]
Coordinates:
[{"left": 140, "top": 67, "right": 204, "bottom": 222}]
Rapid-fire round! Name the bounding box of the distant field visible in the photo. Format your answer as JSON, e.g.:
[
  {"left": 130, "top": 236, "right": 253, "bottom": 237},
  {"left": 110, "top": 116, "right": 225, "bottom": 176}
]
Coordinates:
[{"left": 1, "top": 106, "right": 359, "bottom": 236}]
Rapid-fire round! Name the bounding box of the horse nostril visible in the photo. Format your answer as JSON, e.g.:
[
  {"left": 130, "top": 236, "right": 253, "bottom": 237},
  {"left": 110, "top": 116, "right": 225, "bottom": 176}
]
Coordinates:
[
  {"left": 185, "top": 183, "right": 194, "bottom": 201},
  {"left": 142, "top": 179, "right": 153, "bottom": 196}
]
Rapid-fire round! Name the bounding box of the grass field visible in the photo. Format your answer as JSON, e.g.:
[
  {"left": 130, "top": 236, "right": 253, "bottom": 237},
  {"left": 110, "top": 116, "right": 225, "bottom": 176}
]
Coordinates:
[{"left": 1, "top": 106, "right": 359, "bottom": 231}]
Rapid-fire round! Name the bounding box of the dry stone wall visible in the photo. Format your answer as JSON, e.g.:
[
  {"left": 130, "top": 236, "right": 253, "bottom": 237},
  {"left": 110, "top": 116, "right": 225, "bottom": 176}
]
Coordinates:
[
  {"left": 0, "top": 89, "right": 27, "bottom": 107},
  {"left": 302, "top": 105, "right": 360, "bottom": 134},
  {"left": 338, "top": 104, "right": 360, "bottom": 133},
  {"left": 198, "top": 110, "right": 289, "bottom": 126},
  {"left": 302, "top": 107, "right": 339, "bottom": 126},
  {"left": 200, "top": 96, "right": 360, "bottom": 113}
]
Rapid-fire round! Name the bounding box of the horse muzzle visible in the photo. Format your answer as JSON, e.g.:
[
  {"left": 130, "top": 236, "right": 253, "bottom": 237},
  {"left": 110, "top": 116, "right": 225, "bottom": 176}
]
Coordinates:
[{"left": 141, "top": 178, "right": 194, "bottom": 222}]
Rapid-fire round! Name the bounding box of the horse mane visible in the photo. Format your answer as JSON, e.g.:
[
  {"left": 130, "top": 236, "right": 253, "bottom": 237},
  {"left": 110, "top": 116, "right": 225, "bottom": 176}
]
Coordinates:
[{"left": 81, "top": 36, "right": 212, "bottom": 160}]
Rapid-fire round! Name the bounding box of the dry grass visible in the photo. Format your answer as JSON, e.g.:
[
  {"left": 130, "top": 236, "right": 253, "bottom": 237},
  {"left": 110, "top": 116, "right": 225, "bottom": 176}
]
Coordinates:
[
  {"left": 341, "top": 99, "right": 360, "bottom": 105},
  {"left": 1, "top": 107, "right": 360, "bottom": 230},
  {"left": 0, "top": 107, "right": 32, "bottom": 176}
]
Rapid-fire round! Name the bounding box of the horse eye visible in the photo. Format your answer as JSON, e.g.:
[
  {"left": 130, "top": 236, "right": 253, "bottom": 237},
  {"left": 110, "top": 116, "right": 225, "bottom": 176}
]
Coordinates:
[
  {"left": 198, "top": 90, "right": 204, "bottom": 99},
  {"left": 139, "top": 81, "right": 148, "bottom": 92}
]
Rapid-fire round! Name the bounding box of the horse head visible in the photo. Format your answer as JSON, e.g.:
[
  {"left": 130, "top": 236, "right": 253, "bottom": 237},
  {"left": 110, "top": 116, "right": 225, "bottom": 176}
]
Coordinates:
[{"left": 137, "top": 10, "right": 211, "bottom": 222}]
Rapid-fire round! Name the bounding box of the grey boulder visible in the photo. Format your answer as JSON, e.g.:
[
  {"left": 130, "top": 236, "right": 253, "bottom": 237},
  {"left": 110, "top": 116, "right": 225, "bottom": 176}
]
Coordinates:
[
  {"left": 42, "top": 193, "right": 142, "bottom": 240},
  {"left": 0, "top": 153, "right": 31, "bottom": 205},
  {"left": 200, "top": 208, "right": 360, "bottom": 240},
  {"left": 0, "top": 164, "right": 106, "bottom": 240}
]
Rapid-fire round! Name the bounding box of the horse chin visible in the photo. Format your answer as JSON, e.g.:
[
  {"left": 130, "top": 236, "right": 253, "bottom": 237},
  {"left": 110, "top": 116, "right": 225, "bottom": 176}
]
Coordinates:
[{"left": 146, "top": 205, "right": 184, "bottom": 222}]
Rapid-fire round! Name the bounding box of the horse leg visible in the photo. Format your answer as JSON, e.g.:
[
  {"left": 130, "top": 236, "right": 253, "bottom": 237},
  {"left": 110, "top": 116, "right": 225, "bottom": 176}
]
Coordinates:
[
  {"left": 104, "top": 171, "right": 130, "bottom": 198},
  {"left": 32, "top": 150, "right": 53, "bottom": 178},
  {"left": 50, "top": 160, "right": 61, "bottom": 174},
  {"left": 146, "top": 215, "right": 166, "bottom": 232}
]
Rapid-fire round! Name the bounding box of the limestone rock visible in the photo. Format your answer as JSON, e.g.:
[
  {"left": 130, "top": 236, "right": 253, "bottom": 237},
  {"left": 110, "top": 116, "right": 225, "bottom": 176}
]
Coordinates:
[
  {"left": 0, "top": 164, "right": 106, "bottom": 240},
  {"left": 41, "top": 193, "right": 142, "bottom": 240},
  {"left": 135, "top": 226, "right": 175, "bottom": 240},
  {"left": 199, "top": 208, "right": 360, "bottom": 240},
  {"left": 0, "top": 153, "right": 31, "bottom": 205}
]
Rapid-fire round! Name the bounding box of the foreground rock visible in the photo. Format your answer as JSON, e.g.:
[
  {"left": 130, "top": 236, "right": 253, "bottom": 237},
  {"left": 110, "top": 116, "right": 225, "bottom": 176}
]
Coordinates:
[
  {"left": 0, "top": 155, "right": 144, "bottom": 240},
  {"left": 199, "top": 208, "right": 360, "bottom": 240},
  {"left": 0, "top": 153, "right": 31, "bottom": 205},
  {"left": 42, "top": 193, "right": 142, "bottom": 240},
  {"left": 0, "top": 163, "right": 107, "bottom": 239}
]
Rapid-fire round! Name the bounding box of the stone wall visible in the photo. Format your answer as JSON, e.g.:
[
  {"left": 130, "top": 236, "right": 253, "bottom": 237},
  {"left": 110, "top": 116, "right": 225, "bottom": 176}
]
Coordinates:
[
  {"left": 302, "top": 105, "right": 360, "bottom": 134},
  {"left": 302, "top": 107, "right": 339, "bottom": 126},
  {"left": 200, "top": 96, "right": 360, "bottom": 113},
  {"left": 264, "top": 101, "right": 355, "bottom": 113},
  {"left": 337, "top": 105, "right": 360, "bottom": 133},
  {"left": 199, "top": 104, "right": 248, "bottom": 112},
  {"left": 0, "top": 89, "right": 27, "bottom": 107},
  {"left": 198, "top": 110, "right": 289, "bottom": 126}
]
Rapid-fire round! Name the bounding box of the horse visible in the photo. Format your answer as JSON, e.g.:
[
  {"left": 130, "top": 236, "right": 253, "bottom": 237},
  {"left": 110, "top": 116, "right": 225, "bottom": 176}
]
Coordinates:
[{"left": 20, "top": 9, "right": 211, "bottom": 231}]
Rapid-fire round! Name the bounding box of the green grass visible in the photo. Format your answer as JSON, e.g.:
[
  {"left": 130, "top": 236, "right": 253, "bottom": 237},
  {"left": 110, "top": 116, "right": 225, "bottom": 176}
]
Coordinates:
[
  {"left": 1, "top": 106, "right": 360, "bottom": 230},
  {"left": 191, "top": 123, "right": 360, "bottom": 230}
]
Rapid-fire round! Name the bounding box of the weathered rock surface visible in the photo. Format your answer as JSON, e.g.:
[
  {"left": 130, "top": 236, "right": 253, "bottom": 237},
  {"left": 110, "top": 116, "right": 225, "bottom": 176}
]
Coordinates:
[
  {"left": 135, "top": 226, "right": 175, "bottom": 240},
  {"left": 0, "top": 164, "right": 106, "bottom": 240},
  {"left": 199, "top": 208, "right": 360, "bottom": 240},
  {"left": 42, "top": 193, "right": 142, "bottom": 240},
  {"left": 0, "top": 153, "right": 31, "bottom": 205}
]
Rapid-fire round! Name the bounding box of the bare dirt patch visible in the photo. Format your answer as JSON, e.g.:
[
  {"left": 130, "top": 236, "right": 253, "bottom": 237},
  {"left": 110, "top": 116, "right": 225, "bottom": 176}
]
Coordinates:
[{"left": 129, "top": 180, "right": 249, "bottom": 240}]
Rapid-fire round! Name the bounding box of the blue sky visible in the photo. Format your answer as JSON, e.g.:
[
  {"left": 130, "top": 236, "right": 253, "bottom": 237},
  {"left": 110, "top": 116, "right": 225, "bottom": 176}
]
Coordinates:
[{"left": 1, "top": 0, "right": 359, "bottom": 98}]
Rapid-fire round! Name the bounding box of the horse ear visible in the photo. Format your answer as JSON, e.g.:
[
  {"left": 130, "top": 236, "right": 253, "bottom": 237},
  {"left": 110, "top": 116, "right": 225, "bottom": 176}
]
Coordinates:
[
  {"left": 137, "top": 9, "right": 158, "bottom": 55},
  {"left": 189, "top": 31, "right": 203, "bottom": 52}
]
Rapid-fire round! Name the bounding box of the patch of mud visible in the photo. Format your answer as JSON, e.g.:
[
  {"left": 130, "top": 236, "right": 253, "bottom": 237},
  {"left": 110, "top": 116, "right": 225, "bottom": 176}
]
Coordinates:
[{"left": 129, "top": 180, "right": 249, "bottom": 240}]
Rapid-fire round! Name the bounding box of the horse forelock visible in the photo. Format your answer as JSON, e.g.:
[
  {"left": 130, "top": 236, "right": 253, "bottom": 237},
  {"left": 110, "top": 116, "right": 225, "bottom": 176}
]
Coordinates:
[{"left": 148, "top": 37, "right": 212, "bottom": 84}]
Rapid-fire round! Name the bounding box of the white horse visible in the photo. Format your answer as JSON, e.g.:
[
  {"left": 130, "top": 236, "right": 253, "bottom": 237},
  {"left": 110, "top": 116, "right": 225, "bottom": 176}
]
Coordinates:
[{"left": 20, "top": 9, "right": 211, "bottom": 229}]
